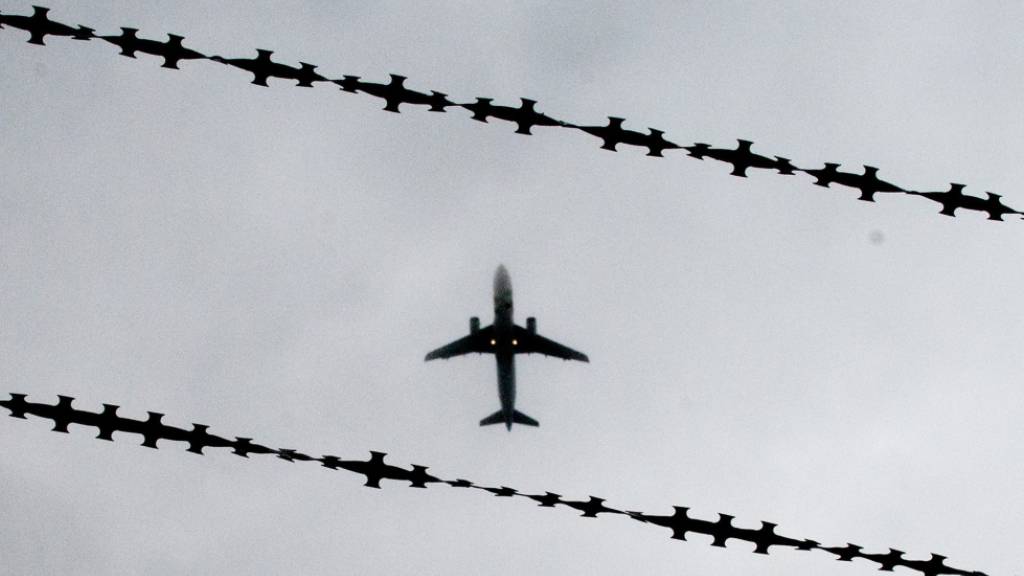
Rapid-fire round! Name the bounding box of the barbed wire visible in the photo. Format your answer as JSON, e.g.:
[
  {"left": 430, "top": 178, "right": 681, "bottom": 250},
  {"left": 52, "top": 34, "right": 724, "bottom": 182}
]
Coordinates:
[
  {"left": 0, "top": 5, "right": 1002, "bottom": 574},
  {"left": 2, "top": 393, "right": 988, "bottom": 576},
  {"left": 1, "top": 4, "right": 1020, "bottom": 222}
]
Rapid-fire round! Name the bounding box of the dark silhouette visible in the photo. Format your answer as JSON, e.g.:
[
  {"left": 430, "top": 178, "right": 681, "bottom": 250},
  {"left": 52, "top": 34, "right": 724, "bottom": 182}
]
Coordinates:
[
  {"left": 525, "top": 491, "right": 564, "bottom": 507},
  {"left": 560, "top": 496, "right": 622, "bottom": 518},
  {"left": 867, "top": 548, "right": 908, "bottom": 572},
  {"left": 90, "top": 404, "right": 121, "bottom": 441},
  {"left": 48, "top": 394, "right": 76, "bottom": 433},
  {"left": 276, "top": 448, "right": 317, "bottom": 462},
  {"left": 478, "top": 485, "right": 518, "bottom": 497},
  {"left": 424, "top": 265, "right": 589, "bottom": 430},
  {"left": 822, "top": 543, "right": 864, "bottom": 562},
  {"left": 406, "top": 464, "right": 442, "bottom": 488},
  {"left": 460, "top": 97, "right": 564, "bottom": 134},
  {"left": 210, "top": 49, "right": 326, "bottom": 87},
  {"left": 3, "top": 10, "right": 1020, "bottom": 224},
  {"left": 629, "top": 506, "right": 712, "bottom": 541},
  {"left": 569, "top": 116, "right": 680, "bottom": 157},
  {"left": 820, "top": 544, "right": 987, "bottom": 576},
  {"left": 0, "top": 393, "right": 29, "bottom": 418},
  {"left": 99, "top": 28, "right": 205, "bottom": 69},
  {"left": 907, "top": 184, "right": 1022, "bottom": 220},
  {"left": 116, "top": 411, "right": 172, "bottom": 448},
  {"left": 904, "top": 554, "right": 985, "bottom": 576},
  {"left": 231, "top": 437, "right": 277, "bottom": 458},
  {"left": 183, "top": 424, "right": 235, "bottom": 455},
  {"left": 628, "top": 506, "right": 815, "bottom": 554},
  {"left": 319, "top": 451, "right": 439, "bottom": 489},
  {"left": 684, "top": 139, "right": 798, "bottom": 177},
  {"left": 803, "top": 163, "right": 904, "bottom": 202},
  {"left": 749, "top": 522, "right": 819, "bottom": 555},
  {"left": 1, "top": 393, "right": 989, "bottom": 576},
  {"left": 0, "top": 5, "right": 93, "bottom": 45},
  {"left": 333, "top": 74, "right": 453, "bottom": 113},
  {"left": 707, "top": 513, "right": 739, "bottom": 547}
]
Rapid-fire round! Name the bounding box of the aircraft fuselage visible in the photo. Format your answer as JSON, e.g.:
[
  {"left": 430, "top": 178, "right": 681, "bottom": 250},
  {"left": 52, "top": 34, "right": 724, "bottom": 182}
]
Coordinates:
[{"left": 492, "top": 265, "right": 518, "bottom": 429}]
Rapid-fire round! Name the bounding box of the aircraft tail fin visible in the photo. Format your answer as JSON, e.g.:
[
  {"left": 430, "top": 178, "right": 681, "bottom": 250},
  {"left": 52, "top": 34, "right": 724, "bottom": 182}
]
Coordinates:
[{"left": 479, "top": 410, "right": 539, "bottom": 427}]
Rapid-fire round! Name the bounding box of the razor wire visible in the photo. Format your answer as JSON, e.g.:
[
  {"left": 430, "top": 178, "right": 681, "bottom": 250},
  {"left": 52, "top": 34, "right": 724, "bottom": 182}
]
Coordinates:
[
  {"left": 1, "top": 393, "right": 988, "bottom": 576},
  {"left": 1, "top": 4, "right": 1021, "bottom": 222},
  {"left": 0, "top": 5, "right": 1003, "bottom": 575}
]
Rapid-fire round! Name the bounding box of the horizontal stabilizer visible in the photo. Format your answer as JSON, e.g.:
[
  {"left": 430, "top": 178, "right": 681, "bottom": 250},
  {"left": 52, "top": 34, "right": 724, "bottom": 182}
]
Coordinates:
[
  {"left": 479, "top": 409, "right": 539, "bottom": 427},
  {"left": 479, "top": 410, "right": 505, "bottom": 427},
  {"left": 512, "top": 410, "right": 539, "bottom": 427}
]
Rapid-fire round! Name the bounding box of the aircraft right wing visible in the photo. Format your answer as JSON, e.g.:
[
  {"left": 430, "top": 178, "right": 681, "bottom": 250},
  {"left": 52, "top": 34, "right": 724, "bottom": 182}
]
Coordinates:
[
  {"left": 512, "top": 326, "right": 589, "bottom": 362},
  {"left": 424, "top": 325, "right": 495, "bottom": 361}
]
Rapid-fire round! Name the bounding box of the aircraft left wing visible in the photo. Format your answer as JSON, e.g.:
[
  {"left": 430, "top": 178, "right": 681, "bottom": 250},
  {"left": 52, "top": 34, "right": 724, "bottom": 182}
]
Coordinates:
[
  {"left": 424, "top": 326, "right": 495, "bottom": 361},
  {"left": 512, "top": 325, "right": 589, "bottom": 362}
]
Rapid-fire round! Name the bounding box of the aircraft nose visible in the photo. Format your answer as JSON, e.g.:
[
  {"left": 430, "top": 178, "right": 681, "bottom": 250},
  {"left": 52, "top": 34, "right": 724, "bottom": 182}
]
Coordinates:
[{"left": 494, "top": 264, "right": 511, "bottom": 294}]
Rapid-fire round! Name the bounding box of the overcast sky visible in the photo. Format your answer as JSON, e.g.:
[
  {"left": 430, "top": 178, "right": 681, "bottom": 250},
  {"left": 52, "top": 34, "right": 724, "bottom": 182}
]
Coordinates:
[{"left": 2, "top": 2, "right": 1022, "bottom": 575}]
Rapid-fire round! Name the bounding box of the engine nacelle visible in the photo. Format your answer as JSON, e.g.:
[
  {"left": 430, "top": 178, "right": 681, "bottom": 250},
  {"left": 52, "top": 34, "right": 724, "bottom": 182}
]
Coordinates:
[
  {"left": 526, "top": 317, "right": 536, "bottom": 333},
  {"left": 470, "top": 317, "right": 480, "bottom": 334}
]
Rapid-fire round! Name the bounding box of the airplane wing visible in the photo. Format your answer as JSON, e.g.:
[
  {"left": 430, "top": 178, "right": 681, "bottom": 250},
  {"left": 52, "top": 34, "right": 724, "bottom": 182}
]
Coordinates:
[
  {"left": 512, "top": 325, "right": 589, "bottom": 362},
  {"left": 424, "top": 325, "right": 495, "bottom": 361}
]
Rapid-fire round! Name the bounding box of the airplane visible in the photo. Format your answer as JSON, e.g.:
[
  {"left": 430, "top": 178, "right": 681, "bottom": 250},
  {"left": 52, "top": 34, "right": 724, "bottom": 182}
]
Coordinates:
[{"left": 424, "top": 265, "right": 589, "bottom": 430}]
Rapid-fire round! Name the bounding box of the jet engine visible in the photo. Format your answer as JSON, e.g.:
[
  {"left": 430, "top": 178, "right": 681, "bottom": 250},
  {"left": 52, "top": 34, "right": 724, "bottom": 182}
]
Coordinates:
[
  {"left": 470, "top": 317, "right": 480, "bottom": 334},
  {"left": 526, "top": 317, "right": 536, "bottom": 333}
]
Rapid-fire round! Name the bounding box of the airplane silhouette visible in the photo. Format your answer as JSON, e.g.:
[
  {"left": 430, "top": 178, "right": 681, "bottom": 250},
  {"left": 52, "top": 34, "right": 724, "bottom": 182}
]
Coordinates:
[
  {"left": 210, "top": 49, "right": 326, "bottom": 87},
  {"left": 0, "top": 5, "right": 94, "bottom": 45},
  {"left": 99, "top": 28, "right": 206, "bottom": 69},
  {"left": 802, "top": 163, "right": 904, "bottom": 202},
  {"left": 334, "top": 74, "right": 454, "bottom": 113},
  {"left": 460, "top": 97, "right": 565, "bottom": 134},
  {"left": 425, "top": 265, "right": 589, "bottom": 430},
  {"left": 684, "top": 139, "right": 798, "bottom": 177},
  {"left": 569, "top": 116, "right": 681, "bottom": 157},
  {"left": 907, "top": 184, "right": 1022, "bottom": 220}
]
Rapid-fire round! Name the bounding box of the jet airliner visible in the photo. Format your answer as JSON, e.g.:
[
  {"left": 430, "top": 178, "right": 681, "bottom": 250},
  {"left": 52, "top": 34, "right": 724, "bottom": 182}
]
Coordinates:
[{"left": 425, "top": 265, "right": 589, "bottom": 430}]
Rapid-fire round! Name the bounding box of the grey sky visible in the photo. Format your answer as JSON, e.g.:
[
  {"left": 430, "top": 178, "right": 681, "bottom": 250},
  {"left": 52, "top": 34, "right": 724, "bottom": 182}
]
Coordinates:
[{"left": 1, "top": 1, "right": 1022, "bottom": 574}]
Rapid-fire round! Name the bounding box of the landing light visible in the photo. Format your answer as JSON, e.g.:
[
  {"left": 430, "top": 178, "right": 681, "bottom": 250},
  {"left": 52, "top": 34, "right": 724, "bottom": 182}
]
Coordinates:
[
  {"left": 490, "top": 339, "right": 496, "bottom": 346},
  {"left": 512, "top": 339, "right": 518, "bottom": 345}
]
